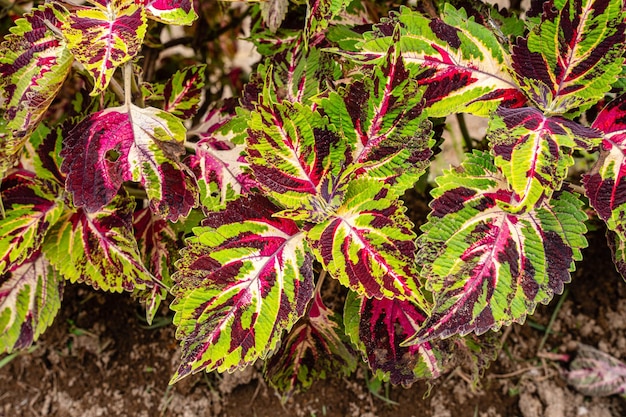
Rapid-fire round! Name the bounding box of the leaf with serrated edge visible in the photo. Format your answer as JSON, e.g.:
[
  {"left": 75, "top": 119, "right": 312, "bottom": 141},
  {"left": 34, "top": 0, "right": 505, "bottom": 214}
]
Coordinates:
[
  {"left": 143, "top": 0, "right": 197, "bottom": 25},
  {"left": 264, "top": 288, "right": 357, "bottom": 398},
  {"left": 61, "top": 0, "right": 147, "bottom": 95},
  {"left": 566, "top": 344, "right": 626, "bottom": 397},
  {"left": 170, "top": 195, "right": 314, "bottom": 382},
  {"left": 408, "top": 151, "right": 587, "bottom": 344},
  {"left": 43, "top": 193, "right": 155, "bottom": 293},
  {"left": 344, "top": 291, "right": 447, "bottom": 386},
  {"left": 307, "top": 178, "right": 423, "bottom": 303},
  {"left": 0, "top": 3, "right": 72, "bottom": 176},
  {"left": 511, "top": 0, "right": 625, "bottom": 115},
  {"left": 260, "top": 0, "right": 289, "bottom": 33},
  {"left": 0, "top": 171, "right": 64, "bottom": 275},
  {"left": 319, "top": 39, "right": 433, "bottom": 198},
  {"left": 61, "top": 104, "right": 197, "bottom": 222},
  {"left": 305, "top": 0, "right": 350, "bottom": 39},
  {"left": 584, "top": 95, "right": 626, "bottom": 279},
  {"left": 340, "top": 5, "right": 526, "bottom": 117},
  {"left": 247, "top": 99, "right": 352, "bottom": 222},
  {"left": 488, "top": 106, "right": 601, "bottom": 212},
  {"left": 0, "top": 254, "right": 63, "bottom": 353}
]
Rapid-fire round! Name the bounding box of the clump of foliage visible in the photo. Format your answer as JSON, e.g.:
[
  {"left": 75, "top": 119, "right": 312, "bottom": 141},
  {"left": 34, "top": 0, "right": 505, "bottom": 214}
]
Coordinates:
[{"left": 1, "top": 0, "right": 626, "bottom": 399}]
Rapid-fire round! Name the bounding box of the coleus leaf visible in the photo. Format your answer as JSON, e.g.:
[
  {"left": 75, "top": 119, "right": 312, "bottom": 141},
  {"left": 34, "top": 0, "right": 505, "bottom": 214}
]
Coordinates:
[
  {"left": 565, "top": 344, "right": 626, "bottom": 397},
  {"left": 142, "top": 0, "right": 198, "bottom": 25},
  {"left": 61, "top": 104, "right": 197, "bottom": 222},
  {"left": 264, "top": 287, "right": 357, "bottom": 398},
  {"left": 260, "top": 0, "right": 290, "bottom": 33},
  {"left": 170, "top": 195, "right": 314, "bottom": 382},
  {"left": 0, "top": 3, "right": 73, "bottom": 176},
  {"left": 511, "top": 0, "right": 625, "bottom": 115},
  {"left": 42, "top": 193, "right": 155, "bottom": 292},
  {"left": 0, "top": 171, "right": 64, "bottom": 275},
  {"left": 145, "top": 65, "right": 206, "bottom": 119},
  {"left": 344, "top": 5, "right": 526, "bottom": 117},
  {"left": 305, "top": 0, "right": 351, "bottom": 39},
  {"left": 409, "top": 151, "right": 587, "bottom": 344},
  {"left": 133, "top": 208, "right": 176, "bottom": 323},
  {"left": 247, "top": 98, "right": 352, "bottom": 221},
  {"left": 319, "top": 40, "right": 433, "bottom": 198},
  {"left": 584, "top": 95, "right": 626, "bottom": 279},
  {"left": 344, "top": 291, "right": 448, "bottom": 386},
  {"left": 0, "top": 254, "right": 63, "bottom": 353},
  {"left": 61, "top": 0, "right": 147, "bottom": 95},
  {"left": 306, "top": 179, "right": 423, "bottom": 303},
  {"left": 488, "top": 106, "right": 601, "bottom": 212}
]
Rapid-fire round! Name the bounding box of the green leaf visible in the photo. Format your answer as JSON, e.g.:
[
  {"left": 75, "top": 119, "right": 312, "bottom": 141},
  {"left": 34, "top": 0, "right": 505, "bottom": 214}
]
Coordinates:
[
  {"left": 170, "top": 195, "right": 314, "bottom": 382},
  {"left": 0, "top": 254, "right": 63, "bottom": 353},
  {"left": 62, "top": 0, "right": 147, "bottom": 95},
  {"left": 409, "top": 151, "right": 587, "bottom": 343},
  {"left": 306, "top": 179, "right": 424, "bottom": 304},
  {"left": 42, "top": 194, "right": 155, "bottom": 293}
]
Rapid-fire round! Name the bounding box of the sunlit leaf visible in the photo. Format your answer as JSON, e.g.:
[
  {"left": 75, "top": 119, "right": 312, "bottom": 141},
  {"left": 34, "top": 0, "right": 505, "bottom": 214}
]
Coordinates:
[
  {"left": 170, "top": 195, "right": 314, "bottom": 382},
  {"left": 143, "top": 0, "right": 197, "bottom": 25},
  {"left": 409, "top": 151, "right": 587, "bottom": 343}
]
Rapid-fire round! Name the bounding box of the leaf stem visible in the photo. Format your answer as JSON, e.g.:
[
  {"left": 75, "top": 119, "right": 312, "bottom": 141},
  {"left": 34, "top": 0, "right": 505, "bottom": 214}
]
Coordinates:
[
  {"left": 537, "top": 288, "right": 568, "bottom": 354},
  {"left": 456, "top": 113, "right": 473, "bottom": 152},
  {"left": 124, "top": 62, "right": 133, "bottom": 107}
]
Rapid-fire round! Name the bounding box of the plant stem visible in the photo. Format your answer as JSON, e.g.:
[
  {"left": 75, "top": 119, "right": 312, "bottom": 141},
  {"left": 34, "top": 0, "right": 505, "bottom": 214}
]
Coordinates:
[
  {"left": 456, "top": 113, "right": 473, "bottom": 152},
  {"left": 124, "top": 62, "right": 133, "bottom": 107},
  {"left": 537, "top": 288, "right": 568, "bottom": 354}
]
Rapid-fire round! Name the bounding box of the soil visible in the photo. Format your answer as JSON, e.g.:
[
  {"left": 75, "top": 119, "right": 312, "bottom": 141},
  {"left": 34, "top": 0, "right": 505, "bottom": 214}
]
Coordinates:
[{"left": 2, "top": 218, "right": 626, "bottom": 417}]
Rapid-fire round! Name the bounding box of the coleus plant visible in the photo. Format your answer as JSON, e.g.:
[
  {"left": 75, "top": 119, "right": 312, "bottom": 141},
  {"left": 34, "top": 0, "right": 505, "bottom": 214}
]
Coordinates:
[{"left": 1, "top": 0, "right": 626, "bottom": 399}]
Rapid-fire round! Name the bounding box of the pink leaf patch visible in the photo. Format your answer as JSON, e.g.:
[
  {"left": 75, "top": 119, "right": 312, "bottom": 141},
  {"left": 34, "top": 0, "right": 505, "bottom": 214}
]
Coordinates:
[{"left": 61, "top": 105, "right": 197, "bottom": 222}]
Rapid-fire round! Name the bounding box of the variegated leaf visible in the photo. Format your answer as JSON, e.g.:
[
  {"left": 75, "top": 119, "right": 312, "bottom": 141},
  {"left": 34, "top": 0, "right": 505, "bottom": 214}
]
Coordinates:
[
  {"left": 159, "top": 65, "right": 206, "bottom": 119},
  {"left": 565, "top": 344, "right": 626, "bottom": 397},
  {"left": 0, "top": 171, "right": 64, "bottom": 275},
  {"left": 247, "top": 99, "right": 352, "bottom": 222},
  {"left": 305, "top": 0, "right": 350, "bottom": 39},
  {"left": 264, "top": 288, "right": 357, "bottom": 398},
  {"left": 170, "top": 195, "right": 314, "bottom": 382},
  {"left": 319, "top": 40, "right": 433, "bottom": 198},
  {"left": 61, "top": 104, "right": 197, "bottom": 222},
  {"left": 343, "top": 5, "right": 526, "bottom": 117},
  {"left": 408, "top": 151, "right": 587, "bottom": 343},
  {"left": 0, "top": 3, "right": 72, "bottom": 176},
  {"left": 511, "top": 0, "right": 625, "bottom": 115},
  {"left": 344, "top": 291, "right": 447, "bottom": 386},
  {"left": 306, "top": 179, "right": 423, "bottom": 303},
  {"left": 260, "top": 0, "right": 289, "bottom": 33},
  {"left": 584, "top": 95, "right": 626, "bottom": 279},
  {"left": 0, "top": 254, "right": 63, "bottom": 353},
  {"left": 42, "top": 194, "right": 155, "bottom": 293},
  {"left": 143, "top": 0, "right": 197, "bottom": 25},
  {"left": 133, "top": 208, "right": 176, "bottom": 323},
  {"left": 62, "top": 0, "right": 147, "bottom": 95},
  {"left": 488, "top": 106, "right": 601, "bottom": 212}
]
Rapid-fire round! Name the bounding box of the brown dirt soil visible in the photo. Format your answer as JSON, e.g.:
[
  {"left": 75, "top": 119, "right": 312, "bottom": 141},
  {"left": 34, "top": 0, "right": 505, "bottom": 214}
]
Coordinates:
[{"left": 2, "top": 227, "right": 626, "bottom": 417}]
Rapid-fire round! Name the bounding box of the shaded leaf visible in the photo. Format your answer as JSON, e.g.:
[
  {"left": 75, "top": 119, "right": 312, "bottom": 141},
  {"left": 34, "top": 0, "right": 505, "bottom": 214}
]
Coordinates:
[
  {"left": 0, "top": 3, "right": 72, "bottom": 176},
  {"left": 307, "top": 179, "right": 423, "bottom": 303},
  {"left": 170, "top": 195, "right": 314, "bottom": 382},
  {"left": 260, "top": 0, "right": 289, "bottom": 33},
  {"left": 409, "top": 151, "right": 587, "bottom": 343},
  {"left": 0, "top": 254, "right": 63, "bottom": 353},
  {"left": 0, "top": 171, "right": 64, "bottom": 275},
  {"left": 584, "top": 95, "right": 626, "bottom": 279},
  {"left": 162, "top": 65, "right": 206, "bottom": 119},
  {"left": 488, "top": 106, "right": 601, "bottom": 211},
  {"left": 62, "top": 0, "right": 147, "bottom": 95},
  {"left": 265, "top": 287, "right": 357, "bottom": 398},
  {"left": 511, "top": 0, "right": 625, "bottom": 115},
  {"left": 42, "top": 194, "right": 155, "bottom": 293},
  {"left": 344, "top": 291, "right": 447, "bottom": 386},
  {"left": 61, "top": 104, "right": 197, "bottom": 222}
]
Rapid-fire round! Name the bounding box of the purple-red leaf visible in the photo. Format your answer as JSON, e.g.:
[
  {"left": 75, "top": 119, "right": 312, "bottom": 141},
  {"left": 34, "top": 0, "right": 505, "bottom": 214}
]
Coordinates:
[
  {"left": 344, "top": 291, "right": 448, "bottom": 386},
  {"left": 61, "top": 105, "right": 197, "bottom": 222},
  {"left": 142, "top": 0, "right": 197, "bottom": 25}
]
